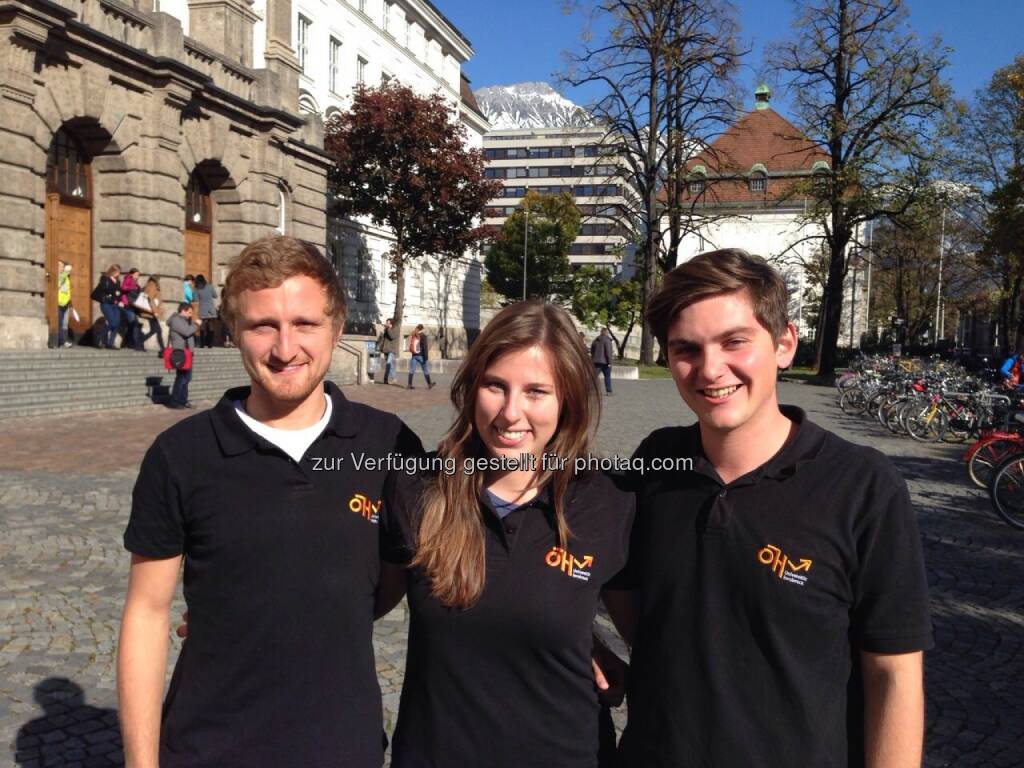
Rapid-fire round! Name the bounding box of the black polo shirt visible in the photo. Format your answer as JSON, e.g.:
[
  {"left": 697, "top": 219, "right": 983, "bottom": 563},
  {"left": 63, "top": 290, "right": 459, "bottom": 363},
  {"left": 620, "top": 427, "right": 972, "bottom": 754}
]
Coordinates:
[
  {"left": 614, "top": 406, "right": 932, "bottom": 767},
  {"left": 381, "top": 465, "right": 635, "bottom": 768},
  {"left": 124, "top": 381, "right": 423, "bottom": 768}
]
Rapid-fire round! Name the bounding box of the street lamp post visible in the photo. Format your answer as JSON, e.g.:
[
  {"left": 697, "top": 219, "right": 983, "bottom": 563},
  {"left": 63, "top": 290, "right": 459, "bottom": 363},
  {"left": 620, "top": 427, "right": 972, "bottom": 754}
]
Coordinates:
[{"left": 935, "top": 207, "right": 946, "bottom": 343}]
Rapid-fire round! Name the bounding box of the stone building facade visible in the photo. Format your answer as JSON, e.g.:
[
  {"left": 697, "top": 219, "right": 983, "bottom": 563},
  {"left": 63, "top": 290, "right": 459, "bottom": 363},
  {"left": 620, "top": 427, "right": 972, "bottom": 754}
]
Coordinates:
[{"left": 0, "top": 0, "right": 330, "bottom": 348}]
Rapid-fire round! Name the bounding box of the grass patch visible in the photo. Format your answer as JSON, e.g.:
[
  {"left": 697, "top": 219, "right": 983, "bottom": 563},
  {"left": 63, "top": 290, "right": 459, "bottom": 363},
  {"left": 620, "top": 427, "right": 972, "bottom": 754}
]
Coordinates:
[
  {"left": 615, "top": 358, "right": 673, "bottom": 380},
  {"left": 638, "top": 365, "right": 673, "bottom": 379},
  {"left": 778, "top": 366, "right": 818, "bottom": 383}
]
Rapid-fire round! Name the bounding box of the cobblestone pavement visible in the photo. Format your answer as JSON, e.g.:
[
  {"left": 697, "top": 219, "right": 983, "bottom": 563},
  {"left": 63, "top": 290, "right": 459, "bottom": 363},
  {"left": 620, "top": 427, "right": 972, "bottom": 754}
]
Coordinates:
[{"left": 1, "top": 378, "right": 1021, "bottom": 766}]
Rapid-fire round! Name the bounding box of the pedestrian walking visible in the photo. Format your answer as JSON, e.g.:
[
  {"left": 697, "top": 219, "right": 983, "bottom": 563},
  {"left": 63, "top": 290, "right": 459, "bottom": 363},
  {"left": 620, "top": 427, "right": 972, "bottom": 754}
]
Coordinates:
[
  {"left": 92, "top": 264, "right": 122, "bottom": 350},
  {"left": 137, "top": 277, "right": 165, "bottom": 354},
  {"left": 166, "top": 302, "right": 199, "bottom": 408},
  {"left": 590, "top": 327, "right": 614, "bottom": 396},
  {"left": 377, "top": 318, "right": 397, "bottom": 385},
  {"left": 407, "top": 324, "right": 434, "bottom": 389},
  {"left": 56, "top": 260, "right": 73, "bottom": 348},
  {"left": 194, "top": 274, "right": 219, "bottom": 347}
]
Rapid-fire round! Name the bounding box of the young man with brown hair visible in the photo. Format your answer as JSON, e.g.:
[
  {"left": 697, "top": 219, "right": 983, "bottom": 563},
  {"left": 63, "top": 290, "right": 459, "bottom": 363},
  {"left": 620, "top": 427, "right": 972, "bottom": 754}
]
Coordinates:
[
  {"left": 605, "top": 248, "right": 931, "bottom": 767},
  {"left": 117, "top": 236, "right": 422, "bottom": 767}
]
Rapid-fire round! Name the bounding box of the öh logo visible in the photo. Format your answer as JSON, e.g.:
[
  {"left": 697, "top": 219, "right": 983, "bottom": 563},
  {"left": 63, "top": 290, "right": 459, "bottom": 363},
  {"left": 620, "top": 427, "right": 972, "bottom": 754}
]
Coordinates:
[
  {"left": 757, "top": 544, "right": 812, "bottom": 586},
  {"left": 545, "top": 546, "right": 594, "bottom": 582},
  {"left": 348, "top": 493, "right": 381, "bottom": 523}
]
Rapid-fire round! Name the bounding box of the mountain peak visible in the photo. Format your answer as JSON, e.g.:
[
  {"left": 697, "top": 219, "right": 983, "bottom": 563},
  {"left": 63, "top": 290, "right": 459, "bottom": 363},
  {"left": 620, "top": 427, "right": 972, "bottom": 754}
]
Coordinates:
[{"left": 474, "top": 82, "right": 592, "bottom": 130}]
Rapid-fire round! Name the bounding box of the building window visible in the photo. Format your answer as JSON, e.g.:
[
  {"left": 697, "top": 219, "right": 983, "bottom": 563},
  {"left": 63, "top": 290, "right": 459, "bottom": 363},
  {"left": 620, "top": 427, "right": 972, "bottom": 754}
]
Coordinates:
[
  {"left": 186, "top": 172, "right": 212, "bottom": 230},
  {"left": 383, "top": 2, "right": 392, "bottom": 34},
  {"left": 296, "top": 15, "right": 310, "bottom": 73},
  {"left": 329, "top": 37, "right": 342, "bottom": 93},
  {"left": 688, "top": 179, "right": 705, "bottom": 195},
  {"left": 358, "top": 0, "right": 366, "bottom": 12},
  {"left": 749, "top": 174, "right": 767, "bottom": 193},
  {"left": 276, "top": 187, "right": 288, "bottom": 234},
  {"left": 404, "top": 17, "right": 411, "bottom": 48},
  {"left": 47, "top": 128, "right": 91, "bottom": 202},
  {"left": 357, "top": 56, "right": 368, "bottom": 86}
]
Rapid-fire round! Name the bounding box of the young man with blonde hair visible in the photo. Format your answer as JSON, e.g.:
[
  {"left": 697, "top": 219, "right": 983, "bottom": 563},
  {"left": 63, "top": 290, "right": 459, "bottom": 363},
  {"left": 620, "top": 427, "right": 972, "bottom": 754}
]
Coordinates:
[
  {"left": 117, "top": 236, "right": 422, "bottom": 767},
  {"left": 606, "top": 249, "right": 932, "bottom": 767}
]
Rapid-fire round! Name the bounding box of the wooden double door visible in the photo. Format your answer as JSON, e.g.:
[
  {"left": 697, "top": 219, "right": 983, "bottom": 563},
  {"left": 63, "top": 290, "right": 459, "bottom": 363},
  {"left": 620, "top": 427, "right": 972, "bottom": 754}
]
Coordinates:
[{"left": 44, "top": 193, "right": 92, "bottom": 337}]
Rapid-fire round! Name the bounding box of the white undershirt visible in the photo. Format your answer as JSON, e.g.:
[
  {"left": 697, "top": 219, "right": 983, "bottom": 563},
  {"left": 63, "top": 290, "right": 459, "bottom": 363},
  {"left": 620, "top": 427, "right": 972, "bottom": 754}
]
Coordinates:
[{"left": 233, "top": 392, "right": 332, "bottom": 463}]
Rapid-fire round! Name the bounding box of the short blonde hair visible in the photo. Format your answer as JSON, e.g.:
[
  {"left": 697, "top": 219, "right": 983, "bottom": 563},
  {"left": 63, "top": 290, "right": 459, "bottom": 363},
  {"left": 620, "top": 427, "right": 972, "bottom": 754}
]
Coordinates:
[{"left": 221, "top": 236, "right": 346, "bottom": 333}]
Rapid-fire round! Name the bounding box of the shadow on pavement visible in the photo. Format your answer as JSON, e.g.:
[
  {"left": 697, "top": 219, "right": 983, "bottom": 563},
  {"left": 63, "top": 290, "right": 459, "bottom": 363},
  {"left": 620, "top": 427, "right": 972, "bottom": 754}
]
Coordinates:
[{"left": 14, "top": 677, "right": 123, "bottom": 766}]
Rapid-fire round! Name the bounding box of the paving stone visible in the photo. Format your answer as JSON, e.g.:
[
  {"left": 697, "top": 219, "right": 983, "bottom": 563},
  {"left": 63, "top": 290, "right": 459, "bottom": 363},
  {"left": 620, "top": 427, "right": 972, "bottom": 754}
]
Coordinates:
[{"left": 0, "top": 378, "right": 1020, "bottom": 766}]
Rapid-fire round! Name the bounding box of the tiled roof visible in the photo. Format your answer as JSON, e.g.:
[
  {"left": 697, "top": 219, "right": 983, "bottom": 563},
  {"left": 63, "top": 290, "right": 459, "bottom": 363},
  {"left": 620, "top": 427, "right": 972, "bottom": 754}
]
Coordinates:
[
  {"left": 681, "top": 108, "right": 829, "bottom": 205},
  {"left": 460, "top": 75, "right": 487, "bottom": 120}
]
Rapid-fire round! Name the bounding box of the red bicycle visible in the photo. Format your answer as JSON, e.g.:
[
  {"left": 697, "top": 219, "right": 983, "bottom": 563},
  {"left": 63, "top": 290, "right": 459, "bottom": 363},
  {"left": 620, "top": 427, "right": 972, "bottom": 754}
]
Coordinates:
[{"left": 964, "top": 429, "right": 1024, "bottom": 488}]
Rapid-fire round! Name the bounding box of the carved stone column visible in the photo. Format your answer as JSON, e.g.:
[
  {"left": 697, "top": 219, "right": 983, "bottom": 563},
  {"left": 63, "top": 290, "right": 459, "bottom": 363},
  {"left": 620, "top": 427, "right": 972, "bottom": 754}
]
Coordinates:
[{"left": 187, "top": 0, "right": 260, "bottom": 67}]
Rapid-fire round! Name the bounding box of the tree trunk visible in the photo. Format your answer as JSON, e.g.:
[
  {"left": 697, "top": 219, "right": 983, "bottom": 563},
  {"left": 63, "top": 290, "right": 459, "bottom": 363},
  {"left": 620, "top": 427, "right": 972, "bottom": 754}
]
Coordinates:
[
  {"left": 639, "top": 44, "right": 661, "bottom": 368},
  {"left": 391, "top": 256, "right": 406, "bottom": 333},
  {"left": 815, "top": 233, "right": 850, "bottom": 378}
]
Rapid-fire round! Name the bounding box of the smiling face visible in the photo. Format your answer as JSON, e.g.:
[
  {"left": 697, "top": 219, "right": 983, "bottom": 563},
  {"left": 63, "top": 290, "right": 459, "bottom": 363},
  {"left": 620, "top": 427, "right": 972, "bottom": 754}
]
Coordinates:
[
  {"left": 666, "top": 289, "right": 796, "bottom": 440},
  {"left": 474, "top": 345, "right": 561, "bottom": 465},
  {"left": 234, "top": 274, "right": 340, "bottom": 415}
]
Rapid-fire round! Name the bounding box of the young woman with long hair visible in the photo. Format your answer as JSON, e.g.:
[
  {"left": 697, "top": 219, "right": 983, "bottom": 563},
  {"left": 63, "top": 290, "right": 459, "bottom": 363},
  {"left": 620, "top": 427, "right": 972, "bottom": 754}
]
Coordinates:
[{"left": 379, "top": 300, "right": 634, "bottom": 767}]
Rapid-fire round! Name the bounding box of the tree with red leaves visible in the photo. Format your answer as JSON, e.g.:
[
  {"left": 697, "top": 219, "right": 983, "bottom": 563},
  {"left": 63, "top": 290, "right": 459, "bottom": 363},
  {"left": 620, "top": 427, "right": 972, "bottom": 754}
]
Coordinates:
[{"left": 324, "top": 82, "right": 501, "bottom": 332}]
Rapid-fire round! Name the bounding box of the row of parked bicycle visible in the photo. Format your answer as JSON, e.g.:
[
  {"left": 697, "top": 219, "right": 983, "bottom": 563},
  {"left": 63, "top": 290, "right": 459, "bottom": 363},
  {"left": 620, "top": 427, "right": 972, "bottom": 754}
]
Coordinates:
[{"left": 834, "top": 355, "right": 1024, "bottom": 530}]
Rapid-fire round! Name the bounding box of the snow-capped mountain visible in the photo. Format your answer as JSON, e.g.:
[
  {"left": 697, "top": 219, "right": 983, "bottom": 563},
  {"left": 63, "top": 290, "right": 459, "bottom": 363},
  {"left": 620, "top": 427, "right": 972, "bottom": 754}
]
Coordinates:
[{"left": 473, "top": 82, "right": 591, "bottom": 130}]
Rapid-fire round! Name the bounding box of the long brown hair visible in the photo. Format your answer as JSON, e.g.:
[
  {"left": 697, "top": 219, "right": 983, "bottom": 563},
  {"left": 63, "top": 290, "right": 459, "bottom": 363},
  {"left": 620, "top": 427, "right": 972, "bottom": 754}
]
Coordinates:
[{"left": 412, "top": 301, "right": 601, "bottom": 608}]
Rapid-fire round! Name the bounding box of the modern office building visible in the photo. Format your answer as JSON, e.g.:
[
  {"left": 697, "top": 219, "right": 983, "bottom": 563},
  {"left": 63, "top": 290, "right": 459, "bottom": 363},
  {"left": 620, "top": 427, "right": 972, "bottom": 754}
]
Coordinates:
[
  {"left": 287, "top": 0, "right": 490, "bottom": 352},
  {"left": 482, "top": 126, "right": 633, "bottom": 272}
]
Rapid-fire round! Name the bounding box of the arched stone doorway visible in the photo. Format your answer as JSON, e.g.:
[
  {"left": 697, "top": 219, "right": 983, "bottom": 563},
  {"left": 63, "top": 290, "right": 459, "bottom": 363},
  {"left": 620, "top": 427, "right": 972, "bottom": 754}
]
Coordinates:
[
  {"left": 184, "top": 169, "right": 213, "bottom": 296},
  {"left": 44, "top": 127, "right": 92, "bottom": 340}
]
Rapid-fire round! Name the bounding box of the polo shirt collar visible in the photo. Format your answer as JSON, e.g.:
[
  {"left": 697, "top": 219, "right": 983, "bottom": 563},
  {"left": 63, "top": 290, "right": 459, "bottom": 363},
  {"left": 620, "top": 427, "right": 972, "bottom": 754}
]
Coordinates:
[
  {"left": 210, "top": 380, "right": 365, "bottom": 456},
  {"left": 691, "top": 405, "right": 825, "bottom": 486}
]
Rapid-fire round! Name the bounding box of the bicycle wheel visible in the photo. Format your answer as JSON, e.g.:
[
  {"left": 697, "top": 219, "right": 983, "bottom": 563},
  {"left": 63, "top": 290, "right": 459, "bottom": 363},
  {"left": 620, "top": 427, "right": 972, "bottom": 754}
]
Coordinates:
[
  {"left": 988, "top": 455, "right": 1024, "bottom": 530},
  {"left": 967, "top": 438, "right": 1022, "bottom": 489},
  {"left": 839, "top": 388, "right": 868, "bottom": 416},
  {"left": 906, "top": 405, "right": 947, "bottom": 442}
]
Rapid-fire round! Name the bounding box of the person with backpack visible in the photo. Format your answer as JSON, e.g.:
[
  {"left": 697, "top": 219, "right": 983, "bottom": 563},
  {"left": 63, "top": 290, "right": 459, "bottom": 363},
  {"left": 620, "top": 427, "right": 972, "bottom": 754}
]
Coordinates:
[
  {"left": 377, "top": 318, "right": 398, "bottom": 385},
  {"left": 999, "top": 353, "right": 1024, "bottom": 390},
  {"left": 166, "top": 302, "right": 200, "bottom": 408},
  {"left": 407, "top": 324, "right": 435, "bottom": 390},
  {"left": 92, "top": 264, "right": 122, "bottom": 350}
]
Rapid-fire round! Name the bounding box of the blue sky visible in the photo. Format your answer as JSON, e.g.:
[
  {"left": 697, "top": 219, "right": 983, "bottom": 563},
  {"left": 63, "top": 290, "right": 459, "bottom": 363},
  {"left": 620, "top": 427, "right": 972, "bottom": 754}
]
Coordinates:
[{"left": 444, "top": 0, "right": 1024, "bottom": 113}]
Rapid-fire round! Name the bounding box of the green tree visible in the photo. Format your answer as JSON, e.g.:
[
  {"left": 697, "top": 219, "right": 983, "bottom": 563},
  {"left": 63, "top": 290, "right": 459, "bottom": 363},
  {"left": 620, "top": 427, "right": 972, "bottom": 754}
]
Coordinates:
[
  {"left": 485, "top": 191, "right": 581, "bottom": 302},
  {"left": 981, "top": 166, "right": 1024, "bottom": 352},
  {"left": 768, "top": 0, "right": 951, "bottom": 378},
  {"left": 570, "top": 266, "right": 643, "bottom": 359},
  {"left": 324, "top": 82, "right": 501, "bottom": 330}
]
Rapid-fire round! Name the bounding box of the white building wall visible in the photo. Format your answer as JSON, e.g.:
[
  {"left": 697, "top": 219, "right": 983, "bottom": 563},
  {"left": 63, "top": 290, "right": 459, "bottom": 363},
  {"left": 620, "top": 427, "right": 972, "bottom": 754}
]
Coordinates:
[
  {"left": 672, "top": 209, "right": 867, "bottom": 345},
  {"left": 262, "top": 0, "right": 485, "bottom": 352}
]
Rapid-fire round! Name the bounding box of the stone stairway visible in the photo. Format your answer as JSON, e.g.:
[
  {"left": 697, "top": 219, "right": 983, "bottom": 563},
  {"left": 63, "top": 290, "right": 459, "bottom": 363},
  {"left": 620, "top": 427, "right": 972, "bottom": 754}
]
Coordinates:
[{"left": 0, "top": 347, "right": 359, "bottom": 418}]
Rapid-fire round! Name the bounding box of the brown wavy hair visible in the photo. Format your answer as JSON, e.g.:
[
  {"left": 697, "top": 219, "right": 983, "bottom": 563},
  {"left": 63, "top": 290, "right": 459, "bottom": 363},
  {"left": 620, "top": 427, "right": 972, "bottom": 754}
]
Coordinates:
[
  {"left": 221, "top": 236, "right": 346, "bottom": 334},
  {"left": 412, "top": 301, "right": 601, "bottom": 608}
]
